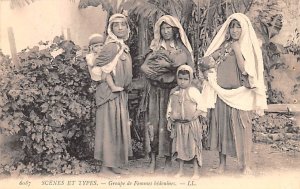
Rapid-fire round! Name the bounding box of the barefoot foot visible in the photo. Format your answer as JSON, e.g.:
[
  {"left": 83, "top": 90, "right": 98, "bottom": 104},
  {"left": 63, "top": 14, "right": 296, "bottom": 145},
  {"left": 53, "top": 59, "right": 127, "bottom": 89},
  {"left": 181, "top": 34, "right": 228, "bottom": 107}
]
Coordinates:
[
  {"left": 191, "top": 174, "right": 200, "bottom": 180},
  {"left": 215, "top": 165, "right": 225, "bottom": 174},
  {"left": 111, "top": 167, "right": 130, "bottom": 175},
  {"left": 174, "top": 171, "right": 184, "bottom": 178},
  {"left": 146, "top": 161, "right": 156, "bottom": 174},
  {"left": 101, "top": 166, "right": 119, "bottom": 176},
  {"left": 242, "top": 166, "right": 252, "bottom": 175},
  {"left": 163, "top": 160, "right": 172, "bottom": 174}
]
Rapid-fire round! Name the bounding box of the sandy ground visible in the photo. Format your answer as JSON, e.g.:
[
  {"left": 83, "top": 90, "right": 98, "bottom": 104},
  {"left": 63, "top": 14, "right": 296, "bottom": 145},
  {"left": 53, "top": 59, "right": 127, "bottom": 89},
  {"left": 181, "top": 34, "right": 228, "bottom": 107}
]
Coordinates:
[
  {"left": 122, "top": 143, "right": 300, "bottom": 177},
  {"left": 1, "top": 143, "right": 300, "bottom": 189}
]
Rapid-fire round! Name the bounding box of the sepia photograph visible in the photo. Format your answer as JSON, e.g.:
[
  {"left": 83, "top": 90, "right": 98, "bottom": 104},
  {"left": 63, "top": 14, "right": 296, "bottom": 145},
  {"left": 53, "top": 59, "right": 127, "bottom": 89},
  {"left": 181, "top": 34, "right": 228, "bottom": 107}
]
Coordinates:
[{"left": 0, "top": 0, "right": 299, "bottom": 189}]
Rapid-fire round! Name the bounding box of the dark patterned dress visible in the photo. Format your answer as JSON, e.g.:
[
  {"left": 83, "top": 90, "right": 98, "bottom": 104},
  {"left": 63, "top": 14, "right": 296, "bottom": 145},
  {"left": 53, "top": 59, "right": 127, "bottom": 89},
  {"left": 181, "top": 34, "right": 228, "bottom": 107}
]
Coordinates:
[
  {"left": 93, "top": 42, "right": 132, "bottom": 168},
  {"left": 208, "top": 50, "right": 253, "bottom": 165}
]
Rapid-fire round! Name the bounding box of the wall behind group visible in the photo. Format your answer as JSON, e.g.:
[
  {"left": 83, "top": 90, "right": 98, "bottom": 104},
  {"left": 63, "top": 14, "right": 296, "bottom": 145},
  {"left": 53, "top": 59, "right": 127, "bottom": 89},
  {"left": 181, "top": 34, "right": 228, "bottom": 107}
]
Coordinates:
[{"left": 0, "top": 0, "right": 107, "bottom": 56}]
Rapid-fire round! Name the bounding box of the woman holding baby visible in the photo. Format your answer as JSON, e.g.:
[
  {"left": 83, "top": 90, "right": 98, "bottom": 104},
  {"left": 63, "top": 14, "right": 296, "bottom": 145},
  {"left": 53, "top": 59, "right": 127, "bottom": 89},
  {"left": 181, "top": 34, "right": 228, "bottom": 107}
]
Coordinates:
[{"left": 140, "top": 15, "right": 195, "bottom": 173}]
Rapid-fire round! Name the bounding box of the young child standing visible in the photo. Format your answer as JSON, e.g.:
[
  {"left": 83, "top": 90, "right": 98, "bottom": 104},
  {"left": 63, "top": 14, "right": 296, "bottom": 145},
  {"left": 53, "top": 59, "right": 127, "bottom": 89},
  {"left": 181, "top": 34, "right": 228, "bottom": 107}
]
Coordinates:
[
  {"left": 86, "top": 33, "right": 124, "bottom": 92},
  {"left": 167, "top": 65, "right": 207, "bottom": 179}
]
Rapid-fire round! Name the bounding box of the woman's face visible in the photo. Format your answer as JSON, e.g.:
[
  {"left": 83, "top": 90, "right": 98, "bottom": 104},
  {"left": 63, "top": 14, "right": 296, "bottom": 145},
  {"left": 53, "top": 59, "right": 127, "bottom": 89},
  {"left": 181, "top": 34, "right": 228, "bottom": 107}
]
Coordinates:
[
  {"left": 112, "top": 18, "right": 128, "bottom": 39},
  {"left": 177, "top": 73, "right": 190, "bottom": 89},
  {"left": 160, "top": 22, "right": 174, "bottom": 40},
  {"left": 229, "top": 20, "right": 242, "bottom": 40}
]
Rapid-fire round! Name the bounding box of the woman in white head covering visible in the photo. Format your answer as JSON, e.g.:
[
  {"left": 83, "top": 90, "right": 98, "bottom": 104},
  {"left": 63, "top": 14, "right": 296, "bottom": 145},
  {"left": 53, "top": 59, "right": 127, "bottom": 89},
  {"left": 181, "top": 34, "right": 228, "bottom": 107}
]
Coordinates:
[
  {"left": 139, "top": 15, "right": 194, "bottom": 173},
  {"left": 200, "top": 13, "right": 267, "bottom": 174},
  {"left": 167, "top": 65, "right": 207, "bottom": 178},
  {"left": 93, "top": 13, "right": 132, "bottom": 175}
]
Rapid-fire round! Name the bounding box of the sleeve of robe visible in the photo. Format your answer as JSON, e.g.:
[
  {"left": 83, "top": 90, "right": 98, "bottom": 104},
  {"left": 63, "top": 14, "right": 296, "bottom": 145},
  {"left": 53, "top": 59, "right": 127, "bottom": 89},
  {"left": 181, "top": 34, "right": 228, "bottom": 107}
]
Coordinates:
[{"left": 94, "top": 42, "right": 119, "bottom": 67}]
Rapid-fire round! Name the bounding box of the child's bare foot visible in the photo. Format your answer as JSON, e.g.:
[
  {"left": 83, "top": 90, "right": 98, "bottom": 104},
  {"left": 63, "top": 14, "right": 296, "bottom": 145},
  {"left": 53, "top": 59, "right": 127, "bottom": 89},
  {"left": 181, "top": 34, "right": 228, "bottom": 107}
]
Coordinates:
[
  {"left": 241, "top": 166, "right": 252, "bottom": 175},
  {"left": 147, "top": 161, "right": 156, "bottom": 174},
  {"left": 191, "top": 173, "right": 200, "bottom": 180},
  {"left": 111, "top": 86, "right": 124, "bottom": 92},
  {"left": 163, "top": 158, "right": 172, "bottom": 174},
  {"left": 215, "top": 164, "right": 225, "bottom": 174},
  {"left": 192, "top": 167, "right": 200, "bottom": 179},
  {"left": 174, "top": 170, "right": 184, "bottom": 178}
]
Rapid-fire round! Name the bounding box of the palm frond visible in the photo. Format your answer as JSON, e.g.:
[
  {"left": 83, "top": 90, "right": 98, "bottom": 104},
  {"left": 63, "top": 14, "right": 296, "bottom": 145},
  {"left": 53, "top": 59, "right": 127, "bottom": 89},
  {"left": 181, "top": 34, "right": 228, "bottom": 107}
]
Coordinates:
[
  {"left": 78, "top": 0, "right": 109, "bottom": 9},
  {"left": 121, "top": 0, "right": 166, "bottom": 19},
  {"left": 10, "top": 0, "right": 36, "bottom": 9}
]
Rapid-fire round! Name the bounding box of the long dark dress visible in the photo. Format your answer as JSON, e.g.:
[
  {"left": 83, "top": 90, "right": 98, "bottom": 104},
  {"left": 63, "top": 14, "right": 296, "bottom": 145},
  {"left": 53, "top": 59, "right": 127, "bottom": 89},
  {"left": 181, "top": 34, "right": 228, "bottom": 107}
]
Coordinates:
[
  {"left": 93, "top": 42, "right": 133, "bottom": 168},
  {"left": 140, "top": 43, "right": 193, "bottom": 157},
  {"left": 208, "top": 50, "right": 252, "bottom": 166}
]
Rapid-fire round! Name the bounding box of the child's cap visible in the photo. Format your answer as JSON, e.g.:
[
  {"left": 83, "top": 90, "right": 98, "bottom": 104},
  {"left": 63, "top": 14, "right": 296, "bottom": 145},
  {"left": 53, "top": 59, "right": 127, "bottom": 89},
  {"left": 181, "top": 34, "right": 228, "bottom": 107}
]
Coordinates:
[{"left": 88, "top": 34, "right": 105, "bottom": 46}]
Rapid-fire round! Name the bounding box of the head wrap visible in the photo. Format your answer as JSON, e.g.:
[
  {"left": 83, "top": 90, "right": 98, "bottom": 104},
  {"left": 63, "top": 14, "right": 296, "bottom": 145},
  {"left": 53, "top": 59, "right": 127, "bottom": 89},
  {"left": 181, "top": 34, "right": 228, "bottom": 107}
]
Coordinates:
[
  {"left": 105, "top": 13, "right": 130, "bottom": 51},
  {"left": 177, "top": 65, "right": 193, "bottom": 83},
  {"left": 202, "top": 13, "right": 267, "bottom": 115},
  {"left": 88, "top": 33, "right": 105, "bottom": 46},
  {"left": 150, "top": 15, "right": 193, "bottom": 62},
  {"left": 91, "top": 14, "right": 130, "bottom": 77}
]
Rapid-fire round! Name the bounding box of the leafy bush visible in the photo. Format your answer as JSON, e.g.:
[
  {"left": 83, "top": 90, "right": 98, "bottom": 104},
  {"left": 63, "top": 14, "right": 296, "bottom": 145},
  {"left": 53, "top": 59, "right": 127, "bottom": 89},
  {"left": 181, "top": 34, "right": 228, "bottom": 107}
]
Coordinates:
[
  {"left": 0, "top": 36, "right": 97, "bottom": 175},
  {"left": 252, "top": 113, "right": 299, "bottom": 152}
]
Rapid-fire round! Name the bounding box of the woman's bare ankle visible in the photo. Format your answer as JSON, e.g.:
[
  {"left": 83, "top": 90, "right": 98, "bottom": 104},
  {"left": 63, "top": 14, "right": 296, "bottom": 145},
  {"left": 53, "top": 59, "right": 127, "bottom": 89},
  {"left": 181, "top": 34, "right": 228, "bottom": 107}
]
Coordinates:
[
  {"left": 175, "top": 169, "right": 184, "bottom": 178},
  {"left": 241, "top": 165, "right": 252, "bottom": 175}
]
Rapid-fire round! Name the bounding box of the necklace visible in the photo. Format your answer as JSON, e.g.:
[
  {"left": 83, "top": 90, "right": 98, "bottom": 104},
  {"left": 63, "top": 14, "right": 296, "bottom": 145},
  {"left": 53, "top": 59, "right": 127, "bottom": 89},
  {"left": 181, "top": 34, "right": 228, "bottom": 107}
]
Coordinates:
[{"left": 215, "top": 41, "right": 233, "bottom": 66}]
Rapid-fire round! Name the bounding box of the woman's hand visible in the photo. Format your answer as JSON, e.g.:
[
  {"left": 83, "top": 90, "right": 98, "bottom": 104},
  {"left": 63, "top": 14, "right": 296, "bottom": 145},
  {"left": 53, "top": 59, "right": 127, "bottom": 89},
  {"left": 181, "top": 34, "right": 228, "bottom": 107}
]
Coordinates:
[
  {"left": 211, "top": 49, "right": 220, "bottom": 60},
  {"left": 191, "top": 110, "right": 207, "bottom": 121},
  {"left": 141, "top": 63, "right": 157, "bottom": 77},
  {"left": 157, "top": 58, "right": 171, "bottom": 68},
  {"left": 167, "top": 117, "right": 174, "bottom": 131},
  {"left": 203, "top": 69, "right": 214, "bottom": 81}
]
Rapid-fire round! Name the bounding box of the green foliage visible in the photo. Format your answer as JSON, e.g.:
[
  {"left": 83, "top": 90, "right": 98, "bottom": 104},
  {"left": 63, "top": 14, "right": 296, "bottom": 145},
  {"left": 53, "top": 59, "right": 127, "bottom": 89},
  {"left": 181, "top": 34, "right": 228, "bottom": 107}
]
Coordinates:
[
  {"left": 78, "top": 0, "right": 116, "bottom": 13},
  {"left": 251, "top": 0, "right": 286, "bottom": 103},
  {"left": 9, "top": 0, "right": 36, "bottom": 9},
  {"left": 284, "top": 29, "right": 300, "bottom": 99},
  {"left": 122, "top": 0, "right": 195, "bottom": 22},
  {"left": 0, "top": 36, "right": 96, "bottom": 175},
  {"left": 285, "top": 28, "right": 300, "bottom": 62},
  {"left": 252, "top": 113, "right": 299, "bottom": 152}
]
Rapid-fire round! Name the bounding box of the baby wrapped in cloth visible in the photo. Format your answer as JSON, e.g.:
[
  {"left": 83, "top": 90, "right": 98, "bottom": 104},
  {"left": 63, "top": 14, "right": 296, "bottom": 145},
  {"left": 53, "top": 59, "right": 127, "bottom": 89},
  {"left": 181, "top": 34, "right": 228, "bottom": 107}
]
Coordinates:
[{"left": 143, "top": 48, "right": 188, "bottom": 83}]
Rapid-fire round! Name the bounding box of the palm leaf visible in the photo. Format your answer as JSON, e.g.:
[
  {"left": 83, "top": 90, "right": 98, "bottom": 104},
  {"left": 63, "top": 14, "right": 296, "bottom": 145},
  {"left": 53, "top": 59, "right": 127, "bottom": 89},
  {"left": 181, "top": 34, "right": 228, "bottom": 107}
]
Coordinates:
[
  {"left": 121, "top": 0, "right": 166, "bottom": 18},
  {"left": 268, "top": 14, "right": 283, "bottom": 39},
  {"left": 10, "top": 0, "right": 36, "bottom": 9},
  {"left": 78, "top": 0, "right": 113, "bottom": 11}
]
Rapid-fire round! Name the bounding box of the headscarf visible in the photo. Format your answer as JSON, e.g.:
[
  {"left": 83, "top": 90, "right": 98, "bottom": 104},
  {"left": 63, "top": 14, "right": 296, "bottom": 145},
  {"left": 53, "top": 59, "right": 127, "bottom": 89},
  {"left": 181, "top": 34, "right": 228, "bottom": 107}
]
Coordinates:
[
  {"left": 150, "top": 15, "right": 193, "bottom": 62},
  {"left": 105, "top": 13, "right": 130, "bottom": 51},
  {"left": 202, "top": 13, "right": 267, "bottom": 115},
  {"left": 177, "top": 64, "right": 193, "bottom": 82},
  {"left": 170, "top": 65, "right": 194, "bottom": 93},
  {"left": 95, "top": 13, "right": 130, "bottom": 75},
  {"left": 88, "top": 33, "right": 105, "bottom": 46},
  {"left": 168, "top": 64, "right": 207, "bottom": 120}
]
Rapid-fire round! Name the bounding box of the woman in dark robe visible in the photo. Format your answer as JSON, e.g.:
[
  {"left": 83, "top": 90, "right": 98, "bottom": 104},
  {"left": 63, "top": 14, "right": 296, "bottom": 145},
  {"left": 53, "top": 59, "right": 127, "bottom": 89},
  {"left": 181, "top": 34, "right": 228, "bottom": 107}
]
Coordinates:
[
  {"left": 140, "top": 15, "right": 194, "bottom": 173},
  {"left": 92, "top": 13, "right": 132, "bottom": 175},
  {"left": 200, "top": 13, "right": 267, "bottom": 174}
]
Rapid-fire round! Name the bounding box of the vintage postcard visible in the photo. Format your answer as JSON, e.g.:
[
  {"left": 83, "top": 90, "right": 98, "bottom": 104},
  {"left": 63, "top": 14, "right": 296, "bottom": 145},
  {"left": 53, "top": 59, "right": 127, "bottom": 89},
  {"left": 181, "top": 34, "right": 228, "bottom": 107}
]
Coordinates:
[{"left": 0, "top": 0, "right": 299, "bottom": 189}]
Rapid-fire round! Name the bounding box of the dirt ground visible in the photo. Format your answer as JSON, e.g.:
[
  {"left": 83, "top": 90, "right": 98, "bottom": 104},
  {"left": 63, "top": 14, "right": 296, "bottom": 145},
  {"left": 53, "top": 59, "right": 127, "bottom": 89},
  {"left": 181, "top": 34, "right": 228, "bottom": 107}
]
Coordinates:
[
  {"left": 83, "top": 142, "right": 300, "bottom": 189},
  {"left": 114, "top": 142, "right": 300, "bottom": 177},
  {"left": 1, "top": 142, "right": 300, "bottom": 189}
]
